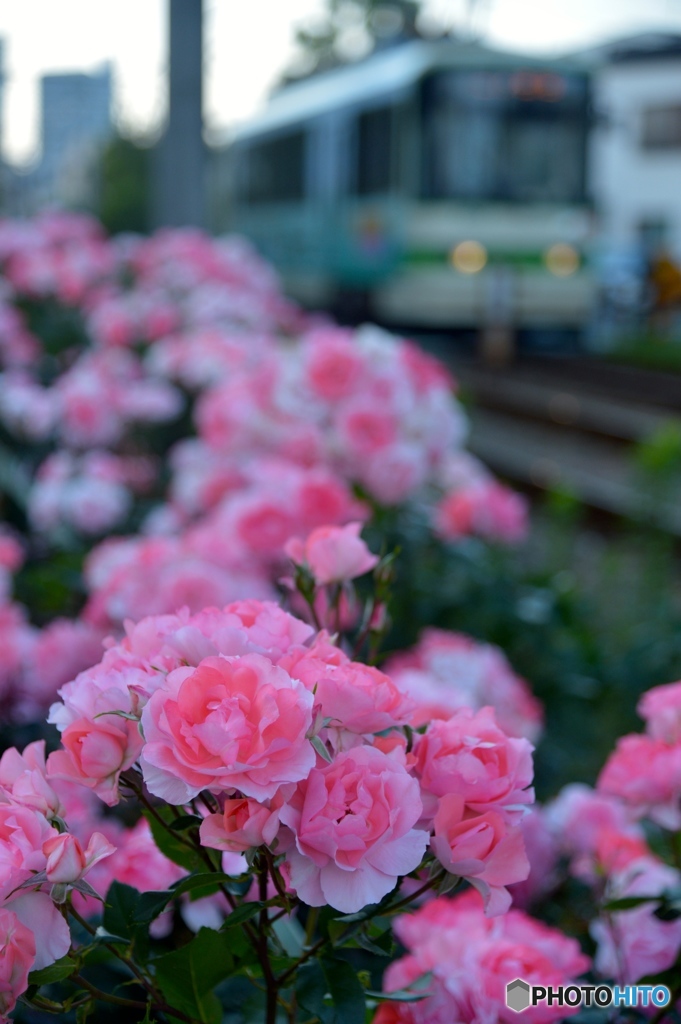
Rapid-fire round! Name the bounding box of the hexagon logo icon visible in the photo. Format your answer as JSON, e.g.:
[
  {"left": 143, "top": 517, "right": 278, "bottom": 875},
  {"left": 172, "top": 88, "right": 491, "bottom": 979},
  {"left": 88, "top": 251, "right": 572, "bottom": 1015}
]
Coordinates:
[{"left": 506, "top": 978, "right": 531, "bottom": 1013}]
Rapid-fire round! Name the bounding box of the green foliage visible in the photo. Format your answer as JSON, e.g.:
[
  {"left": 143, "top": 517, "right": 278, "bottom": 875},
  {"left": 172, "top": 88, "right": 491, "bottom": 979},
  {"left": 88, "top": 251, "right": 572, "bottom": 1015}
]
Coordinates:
[
  {"left": 98, "top": 135, "right": 151, "bottom": 236},
  {"left": 320, "top": 958, "right": 367, "bottom": 1024},
  {"left": 27, "top": 956, "right": 78, "bottom": 986},
  {"left": 370, "top": 498, "right": 681, "bottom": 798},
  {"left": 142, "top": 804, "right": 207, "bottom": 873},
  {"left": 284, "top": 0, "right": 425, "bottom": 82},
  {"left": 154, "top": 928, "right": 236, "bottom": 1024},
  {"left": 609, "top": 334, "right": 681, "bottom": 374},
  {"left": 634, "top": 421, "right": 681, "bottom": 480}
]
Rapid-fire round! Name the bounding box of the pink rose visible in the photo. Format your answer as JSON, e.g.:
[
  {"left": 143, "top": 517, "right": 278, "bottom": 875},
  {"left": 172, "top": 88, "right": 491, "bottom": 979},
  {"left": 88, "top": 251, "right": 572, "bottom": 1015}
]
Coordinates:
[
  {"left": 638, "top": 680, "right": 681, "bottom": 743},
  {"left": 433, "top": 489, "right": 476, "bottom": 539},
  {"left": 386, "top": 629, "right": 543, "bottom": 742},
  {"left": 288, "top": 655, "right": 414, "bottom": 735},
  {"left": 546, "top": 784, "right": 650, "bottom": 882},
  {"left": 0, "top": 742, "right": 65, "bottom": 820},
  {"left": 382, "top": 892, "right": 590, "bottom": 1024},
  {"left": 200, "top": 798, "right": 280, "bottom": 853},
  {"left": 0, "top": 801, "right": 57, "bottom": 882},
  {"left": 280, "top": 746, "right": 427, "bottom": 913},
  {"left": 509, "top": 808, "right": 560, "bottom": 909},
  {"left": 0, "top": 801, "right": 70, "bottom": 970},
  {"left": 431, "top": 793, "right": 529, "bottom": 915},
  {"left": 24, "top": 619, "right": 106, "bottom": 707},
  {"left": 592, "top": 858, "right": 681, "bottom": 982},
  {"left": 597, "top": 733, "right": 681, "bottom": 829},
  {"left": 335, "top": 402, "right": 399, "bottom": 459},
  {"left": 0, "top": 908, "right": 35, "bottom": 1019},
  {"left": 414, "top": 707, "right": 534, "bottom": 823},
  {"left": 140, "top": 654, "right": 315, "bottom": 803},
  {"left": 47, "top": 711, "right": 144, "bottom": 807},
  {"left": 303, "top": 329, "right": 363, "bottom": 402},
  {"left": 434, "top": 481, "right": 528, "bottom": 546},
  {"left": 285, "top": 522, "right": 378, "bottom": 585},
  {"left": 43, "top": 831, "right": 115, "bottom": 884}
]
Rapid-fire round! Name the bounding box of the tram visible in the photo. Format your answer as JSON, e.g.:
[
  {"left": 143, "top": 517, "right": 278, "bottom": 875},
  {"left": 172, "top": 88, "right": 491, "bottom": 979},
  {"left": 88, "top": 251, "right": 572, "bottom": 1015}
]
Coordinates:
[{"left": 216, "top": 38, "right": 595, "bottom": 338}]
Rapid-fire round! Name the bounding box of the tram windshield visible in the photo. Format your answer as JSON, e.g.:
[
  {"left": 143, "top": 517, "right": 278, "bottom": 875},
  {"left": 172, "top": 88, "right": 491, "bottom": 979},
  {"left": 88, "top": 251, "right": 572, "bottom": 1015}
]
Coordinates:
[{"left": 422, "top": 69, "right": 589, "bottom": 203}]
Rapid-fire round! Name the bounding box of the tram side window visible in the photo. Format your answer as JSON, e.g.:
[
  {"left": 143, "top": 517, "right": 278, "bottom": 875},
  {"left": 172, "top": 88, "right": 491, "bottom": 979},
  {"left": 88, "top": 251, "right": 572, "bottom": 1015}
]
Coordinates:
[
  {"left": 244, "top": 131, "right": 307, "bottom": 203},
  {"left": 641, "top": 105, "right": 681, "bottom": 150},
  {"left": 355, "top": 107, "right": 393, "bottom": 195}
]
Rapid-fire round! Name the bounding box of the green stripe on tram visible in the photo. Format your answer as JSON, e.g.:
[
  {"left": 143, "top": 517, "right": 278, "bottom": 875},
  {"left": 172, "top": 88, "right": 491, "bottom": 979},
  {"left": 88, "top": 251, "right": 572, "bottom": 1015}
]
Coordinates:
[{"left": 403, "top": 249, "right": 575, "bottom": 269}]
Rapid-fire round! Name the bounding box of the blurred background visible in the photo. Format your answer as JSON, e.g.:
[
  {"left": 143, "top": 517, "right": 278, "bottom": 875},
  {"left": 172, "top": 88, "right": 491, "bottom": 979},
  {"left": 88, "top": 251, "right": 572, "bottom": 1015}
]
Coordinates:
[
  {"left": 3, "top": 0, "right": 681, "bottom": 357},
  {"left": 4, "top": 1, "right": 681, "bottom": 791}
]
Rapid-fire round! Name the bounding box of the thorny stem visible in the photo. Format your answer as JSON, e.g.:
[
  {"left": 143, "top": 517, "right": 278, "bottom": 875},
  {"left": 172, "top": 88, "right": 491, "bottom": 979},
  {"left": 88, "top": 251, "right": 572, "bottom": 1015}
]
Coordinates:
[
  {"left": 72, "top": 973, "right": 202, "bottom": 1024},
  {"left": 258, "top": 853, "right": 280, "bottom": 1024},
  {"left": 125, "top": 770, "right": 284, "bottom": 1019},
  {"left": 198, "top": 791, "right": 220, "bottom": 815},
  {"left": 68, "top": 902, "right": 157, "bottom": 994},
  {"left": 71, "top": 973, "right": 147, "bottom": 1009},
  {"left": 278, "top": 870, "right": 447, "bottom": 988},
  {"left": 68, "top": 908, "right": 205, "bottom": 1024},
  {"left": 25, "top": 993, "right": 90, "bottom": 1013},
  {"left": 264, "top": 846, "right": 290, "bottom": 905},
  {"left": 384, "top": 870, "right": 447, "bottom": 916},
  {"left": 351, "top": 595, "right": 377, "bottom": 661}
]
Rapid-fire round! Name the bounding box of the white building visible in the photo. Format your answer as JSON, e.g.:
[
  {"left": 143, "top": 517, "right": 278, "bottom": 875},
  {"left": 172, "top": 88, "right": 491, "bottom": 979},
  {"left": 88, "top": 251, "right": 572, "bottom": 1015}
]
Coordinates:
[{"left": 588, "top": 34, "right": 681, "bottom": 260}]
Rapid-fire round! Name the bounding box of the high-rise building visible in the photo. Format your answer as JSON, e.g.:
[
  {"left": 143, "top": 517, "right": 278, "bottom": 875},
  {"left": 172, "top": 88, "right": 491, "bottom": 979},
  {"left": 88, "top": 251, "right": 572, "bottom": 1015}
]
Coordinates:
[{"left": 34, "top": 65, "right": 113, "bottom": 209}]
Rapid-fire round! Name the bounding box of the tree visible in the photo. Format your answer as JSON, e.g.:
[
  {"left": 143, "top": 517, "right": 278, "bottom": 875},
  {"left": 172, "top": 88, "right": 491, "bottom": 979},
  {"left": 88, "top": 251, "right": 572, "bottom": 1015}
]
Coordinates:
[
  {"left": 98, "top": 135, "right": 151, "bottom": 236},
  {"left": 283, "top": 0, "right": 426, "bottom": 84}
]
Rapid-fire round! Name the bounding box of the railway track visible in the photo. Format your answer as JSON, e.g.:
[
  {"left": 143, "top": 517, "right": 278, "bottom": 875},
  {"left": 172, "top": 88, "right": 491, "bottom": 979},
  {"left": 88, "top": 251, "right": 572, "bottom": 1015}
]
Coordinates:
[{"left": 418, "top": 344, "right": 681, "bottom": 532}]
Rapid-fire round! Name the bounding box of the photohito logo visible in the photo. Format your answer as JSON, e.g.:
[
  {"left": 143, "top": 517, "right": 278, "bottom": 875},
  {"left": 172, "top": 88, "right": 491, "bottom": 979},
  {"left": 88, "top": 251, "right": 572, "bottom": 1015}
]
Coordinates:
[{"left": 505, "top": 979, "right": 671, "bottom": 1013}]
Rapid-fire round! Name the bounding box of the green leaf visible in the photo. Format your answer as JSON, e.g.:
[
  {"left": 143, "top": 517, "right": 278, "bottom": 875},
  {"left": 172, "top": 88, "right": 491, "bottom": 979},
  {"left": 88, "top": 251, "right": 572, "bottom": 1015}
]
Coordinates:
[
  {"left": 75, "top": 999, "right": 95, "bottom": 1024},
  {"left": 172, "top": 871, "right": 239, "bottom": 902},
  {"left": 143, "top": 804, "right": 205, "bottom": 872},
  {"left": 171, "top": 815, "right": 203, "bottom": 832},
  {"left": 154, "top": 927, "right": 235, "bottom": 1024},
  {"left": 367, "top": 988, "right": 430, "bottom": 1003},
  {"left": 220, "top": 901, "right": 264, "bottom": 928},
  {"left": 134, "top": 889, "right": 175, "bottom": 924},
  {"left": 28, "top": 956, "right": 78, "bottom": 986},
  {"left": 103, "top": 881, "right": 149, "bottom": 959},
  {"left": 94, "top": 926, "right": 130, "bottom": 944},
  {"left": 366, "top": 972, "right": 433, "bottom": 1003},
  {"left": 603, "top": 895, "right": 660, "bottom": 912},
  {"left": 354, "top": 930, "right": 392, "bottom": 957},
  {"left": 140, "top": 1002, "right": 156, "bottom": 1024},
  {"left": 104, "top": 881, "right": 142, "bottom": 940},
  {"left": 296, "top": 961, "right": 333, "bottom": 1024},
  {"left": 321, "top": 958, "right": 366, "bottom": 1024},
  {"left": 132, "top": 872, "right": 243, "bottom": 926},
  {"left": 311, "top": 735, "right": 333, "bottom": 763},
  {"left": 93, "top": 709, "right": 140, "bottom": 722},
  {"left": 655, "top": 905, "right": 681, "bottom": 921}
]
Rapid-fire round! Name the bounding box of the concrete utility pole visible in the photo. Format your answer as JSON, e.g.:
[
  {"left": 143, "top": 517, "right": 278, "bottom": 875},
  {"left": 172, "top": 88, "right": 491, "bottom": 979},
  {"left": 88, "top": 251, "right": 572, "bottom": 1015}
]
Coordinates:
[{"left": 153, "top": 0, "right": 205, "bottom": 227}]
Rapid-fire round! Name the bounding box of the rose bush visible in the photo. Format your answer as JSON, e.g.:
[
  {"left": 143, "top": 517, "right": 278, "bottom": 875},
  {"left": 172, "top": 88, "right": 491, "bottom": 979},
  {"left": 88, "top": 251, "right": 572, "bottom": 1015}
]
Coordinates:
[
  {"left": 0, "top": 588, "right": 540, "bottom": 1022},
  {"left": 1, "top": 213, "right": 679, "bottom": 1022}
]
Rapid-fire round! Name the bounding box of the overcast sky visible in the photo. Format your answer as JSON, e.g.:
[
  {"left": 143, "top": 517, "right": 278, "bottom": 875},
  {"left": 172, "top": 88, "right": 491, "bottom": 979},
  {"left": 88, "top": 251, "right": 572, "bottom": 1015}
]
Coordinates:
[{"left": 1, "top": 0, "right": 681, "bottom": 166}]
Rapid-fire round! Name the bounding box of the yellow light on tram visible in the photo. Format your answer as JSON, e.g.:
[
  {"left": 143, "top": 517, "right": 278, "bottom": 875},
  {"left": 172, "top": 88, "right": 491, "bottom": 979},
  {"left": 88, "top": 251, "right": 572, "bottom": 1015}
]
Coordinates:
[
  {"left": 451, "top": 240, "right": 487, "bottom": 274},
  {"left": 544, "top": 243, "right": 579, "bottom": 277}
]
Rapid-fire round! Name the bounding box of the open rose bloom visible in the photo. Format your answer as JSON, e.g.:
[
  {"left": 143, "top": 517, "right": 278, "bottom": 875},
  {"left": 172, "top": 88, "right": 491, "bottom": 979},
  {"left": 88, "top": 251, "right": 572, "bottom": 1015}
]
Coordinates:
[{"left": 43, "top": 600, "right": 535, "bottom": 921}]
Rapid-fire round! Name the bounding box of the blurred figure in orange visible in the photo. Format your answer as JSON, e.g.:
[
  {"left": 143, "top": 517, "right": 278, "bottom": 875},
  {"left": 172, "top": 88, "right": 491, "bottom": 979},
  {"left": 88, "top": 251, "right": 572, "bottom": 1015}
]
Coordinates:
[{"left": 647, "top": 247, "right": 681, "bottom": 333}]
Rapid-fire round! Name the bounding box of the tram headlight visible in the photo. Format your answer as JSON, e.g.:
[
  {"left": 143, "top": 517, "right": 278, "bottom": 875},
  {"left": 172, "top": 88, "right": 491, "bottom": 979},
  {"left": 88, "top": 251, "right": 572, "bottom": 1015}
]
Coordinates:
[
  {"left": 451, "top": 240, "right": 487, "bottom": 274},
  {"left": 544, "top": 243, "right": 579, "bottom": 277}
]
